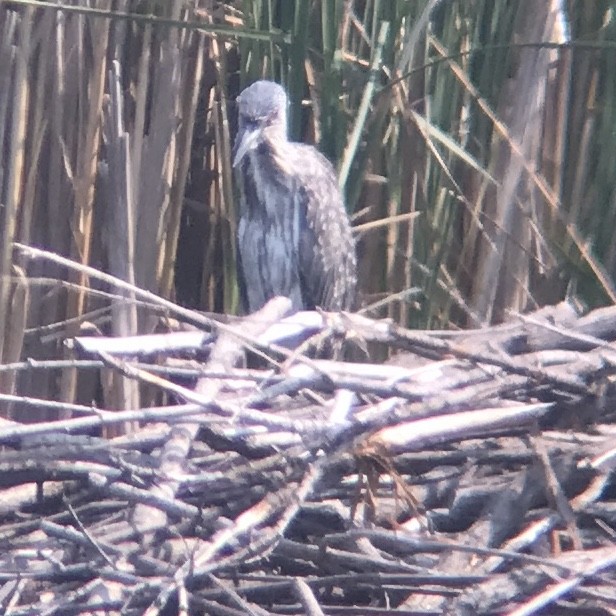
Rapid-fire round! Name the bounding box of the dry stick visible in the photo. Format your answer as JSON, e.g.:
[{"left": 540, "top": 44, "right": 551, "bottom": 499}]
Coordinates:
[
  {"left": 208, "top": 575, "right": 268, "bottom": 616},
  {"left": 143, "top": 446, "right": 324, "bottom": 616},
  {"left": 0, "top": 7, "right": 31, "bottom": 365},
  {"left": 15, "top": 243, "right": 600, "bottom": 400},
  {"left": 0, "top": 358, "right": 271, "bottom": 385},
  {"left": 506, "top": 549, "right": 616, "bottom": 616},
  {"left": 343, "top": 312, "right": 590, "bottom": 395},
  {"left": 1, "top": 0, "right": 288, "bottom": 43},
  {"left": 14, "top": 242, "right": 216, "bottom": 328},
  {"left": 160, "top": 24, "right": 205, "bottom": 299},
  {"left": 60, "top": 2, "right": 110, "bottom": 405},
  {"left": 102, "top": 59, "right": 139, "bottom": 425},
  {"left": 13, "top": 243, "right": 292, "bottom": 351},
  {"left": 62, "top": 502, "right": 116, "bottom": 566},
  {"left": 0, "top": 381, "right": 325, "bottom": 444},
  {"left": 130, "top": 297, "right": 292, "bottom": 538},
  {"left": 90, "top": 349, "right": 312, "bottom": 433},
  {"left": 0, "top": 268, "right": 29, "bottom": 406},
  {"left": 323, "top": 529, "right": 584, "bottom": 575},
  {"left": 512, "top": 308, "right": 616, "bottom": 352},
  {"left": 529, "top": 434, "right": 583, "bottom": 551},
  {"left": 294, "top": 578, "right": 326, "bottom": 616},
  {"left": 133, "top": 14, "right": 181, "bottom": 297},
  {"left": 3, "top": 328, "right": 616, "bottom": 612},
  {"left": 210, "top": 58, "right": 237, "bottom": 310}
]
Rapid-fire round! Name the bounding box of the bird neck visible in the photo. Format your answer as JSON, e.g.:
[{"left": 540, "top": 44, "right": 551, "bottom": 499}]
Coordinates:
[{"left": 241, "top": 140, "right": 296, "bottom": 219}]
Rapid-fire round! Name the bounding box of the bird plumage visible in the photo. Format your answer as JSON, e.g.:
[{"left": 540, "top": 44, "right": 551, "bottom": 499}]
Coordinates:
[{"left": 233, "top": 80, "right": 357, "bottom": 313}]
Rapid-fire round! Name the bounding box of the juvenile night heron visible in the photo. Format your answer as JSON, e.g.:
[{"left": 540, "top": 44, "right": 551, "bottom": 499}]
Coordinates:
[{"left": 233, "top": 80, "right": 357, "bottom": 314}]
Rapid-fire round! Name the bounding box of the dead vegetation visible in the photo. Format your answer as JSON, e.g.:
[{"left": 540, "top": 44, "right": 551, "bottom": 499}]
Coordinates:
[
  {"left": 1, "top": 272, "right": 616, "bottom": 613},
  {"left": 3, "top": 1, "right": 616, "bottom": 614}
]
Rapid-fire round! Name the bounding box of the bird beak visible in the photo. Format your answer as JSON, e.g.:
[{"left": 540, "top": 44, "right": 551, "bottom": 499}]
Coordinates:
[{"left": 232, "top": 126, "right": 262, "bottom": 168}]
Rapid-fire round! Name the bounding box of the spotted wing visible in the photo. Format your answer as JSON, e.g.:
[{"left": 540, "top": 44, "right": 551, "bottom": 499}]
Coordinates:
[{"left": 294, "top": 146, "right": 357, "bottom": 311}]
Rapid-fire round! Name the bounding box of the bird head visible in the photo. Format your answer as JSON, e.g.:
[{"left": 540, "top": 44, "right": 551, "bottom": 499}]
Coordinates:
[{"left": 233, "top": 80, "right": 288, "bottom": 168}]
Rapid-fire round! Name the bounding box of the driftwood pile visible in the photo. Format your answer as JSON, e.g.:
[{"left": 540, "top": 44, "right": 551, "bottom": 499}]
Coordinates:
[{"left": 2, "top": 287, "right": 616, "bottom": 615}]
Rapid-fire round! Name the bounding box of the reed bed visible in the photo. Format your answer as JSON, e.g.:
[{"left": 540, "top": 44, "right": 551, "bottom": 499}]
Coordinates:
[
  {"left": 2, "top": 1, "right": 616, "bottom": 613},
  {"left": 0, "top": 288, "right": 615, "bottom": 614}
]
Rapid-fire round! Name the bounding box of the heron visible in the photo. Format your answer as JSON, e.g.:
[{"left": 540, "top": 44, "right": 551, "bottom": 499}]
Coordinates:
[{"left": 233, "top": 80, "right": 357, "bottom": 314}]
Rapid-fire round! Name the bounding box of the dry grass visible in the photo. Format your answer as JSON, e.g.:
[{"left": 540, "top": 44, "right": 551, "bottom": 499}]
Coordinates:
[
  {"left": 2, "top": 3, "right": 616, "bottom": 613},
  {"left": 0, "top": 1, "right": 615, "bottom": 408}
]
